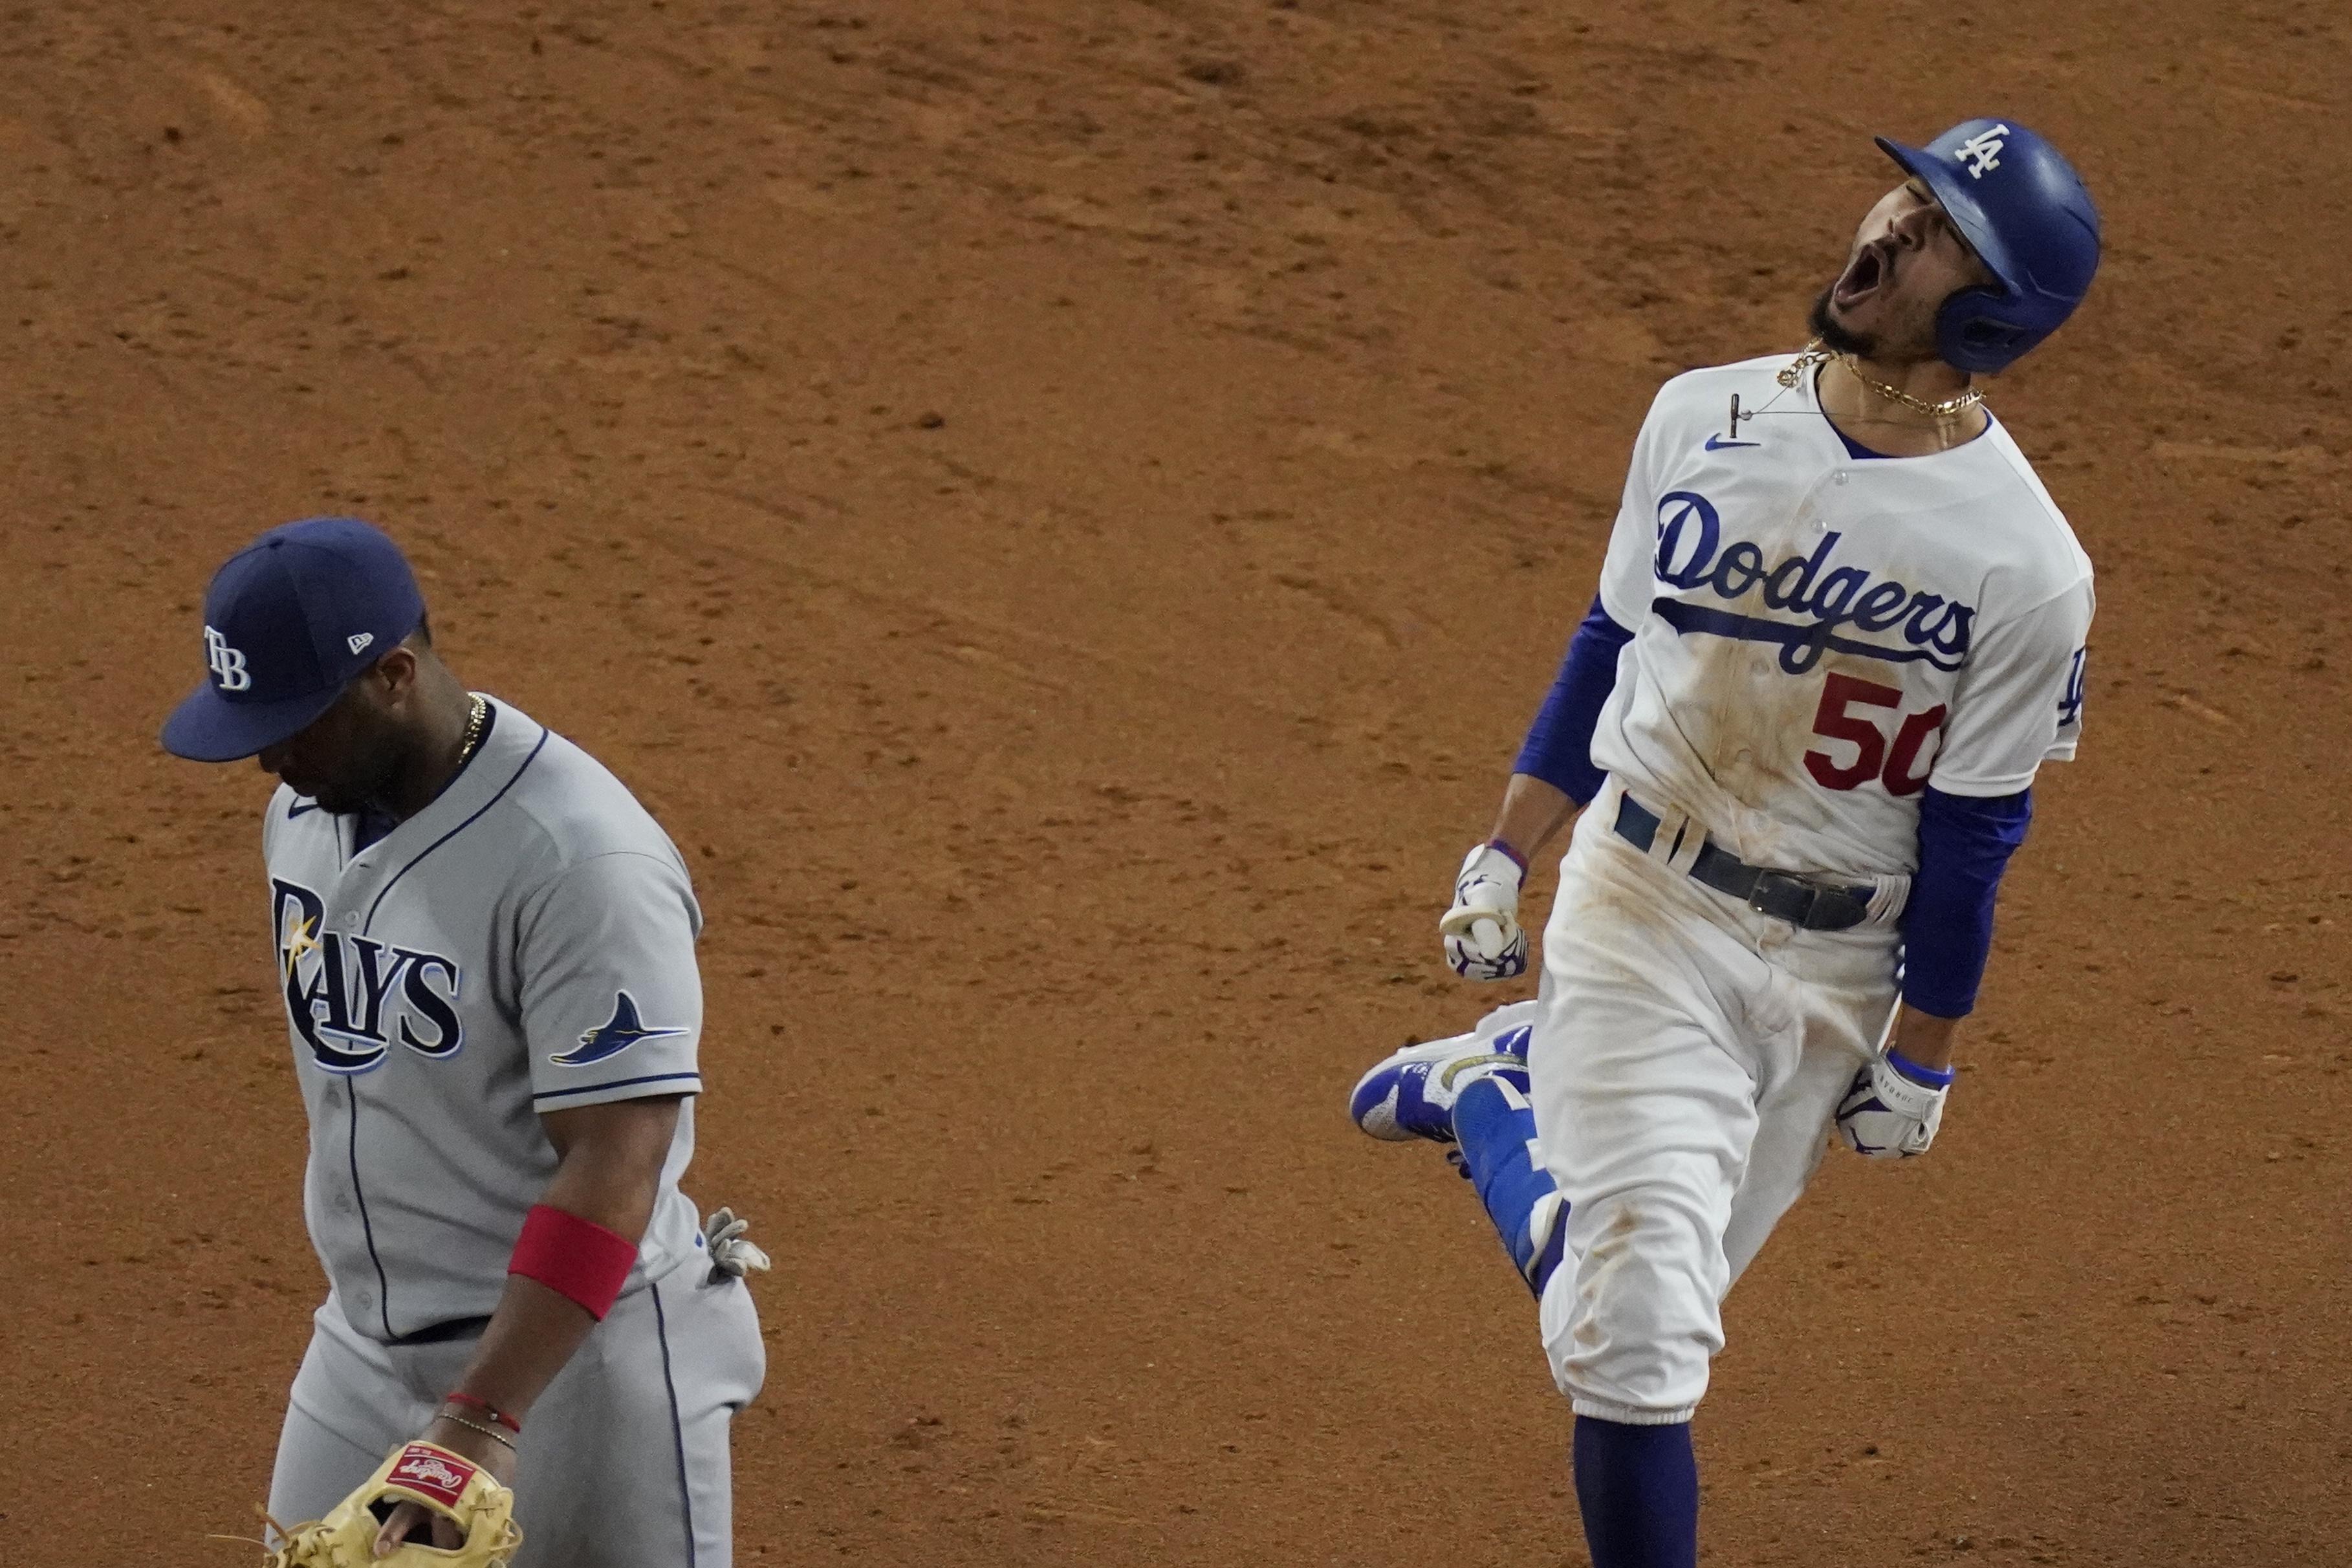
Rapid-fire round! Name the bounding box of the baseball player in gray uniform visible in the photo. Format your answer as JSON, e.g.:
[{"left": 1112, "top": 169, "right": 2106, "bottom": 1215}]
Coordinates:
[{"left": 162, "top": 517, "right": 768, "bottom": 1565}]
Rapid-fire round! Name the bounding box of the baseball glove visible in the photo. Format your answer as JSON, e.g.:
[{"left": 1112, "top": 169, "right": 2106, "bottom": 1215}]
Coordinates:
[{"left": 250, "top": 1441, "right": 521, "bottom": 1566}]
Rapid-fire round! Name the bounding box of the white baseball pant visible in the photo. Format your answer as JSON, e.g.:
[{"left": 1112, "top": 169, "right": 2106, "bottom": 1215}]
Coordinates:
[{"left": 1530, "top": 780, "right": 1902, "bottom": 1424}]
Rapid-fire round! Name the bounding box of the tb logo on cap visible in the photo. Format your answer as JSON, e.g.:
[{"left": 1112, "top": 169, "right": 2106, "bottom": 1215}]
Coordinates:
[{"left": 204, "top": 626, "right": 252, "bottom": 692}]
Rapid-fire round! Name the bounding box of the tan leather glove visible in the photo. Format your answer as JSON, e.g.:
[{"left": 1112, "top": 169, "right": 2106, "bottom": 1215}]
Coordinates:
[{"left": 261, "top": 1441, "right": 522, "bottom": 1567}]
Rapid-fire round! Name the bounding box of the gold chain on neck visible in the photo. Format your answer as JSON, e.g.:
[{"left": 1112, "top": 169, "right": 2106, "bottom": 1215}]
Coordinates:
[
  {"left": 1777, "top": 339, "right": 1984, "bottom": 420},
  {"left": 454, "top": 693, "right": 488, "bottom": 768}
]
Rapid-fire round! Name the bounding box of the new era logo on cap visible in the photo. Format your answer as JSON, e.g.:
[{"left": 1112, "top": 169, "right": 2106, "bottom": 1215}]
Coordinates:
[{"left": 159, "top": 517, "right": 427, "bottom": 763}]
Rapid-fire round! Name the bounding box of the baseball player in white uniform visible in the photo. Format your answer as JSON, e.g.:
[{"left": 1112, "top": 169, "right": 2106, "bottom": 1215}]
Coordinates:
[
  {"left": 162, "top": 517, "right": 768, "bottom": 1565},
  {"left": 1347, "top": 122, "right": 2102, "bottom": 1567}
]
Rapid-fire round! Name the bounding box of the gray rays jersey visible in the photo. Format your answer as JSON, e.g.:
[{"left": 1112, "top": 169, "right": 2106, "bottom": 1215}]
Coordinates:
[{"left": 261, "top": 697, "right": 706, "bottom": 1343}]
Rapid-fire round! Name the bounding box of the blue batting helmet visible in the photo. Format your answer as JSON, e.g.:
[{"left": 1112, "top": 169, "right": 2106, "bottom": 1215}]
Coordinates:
[{"left": 1875, "top": 119, "right": 2102, "bottom": 374}]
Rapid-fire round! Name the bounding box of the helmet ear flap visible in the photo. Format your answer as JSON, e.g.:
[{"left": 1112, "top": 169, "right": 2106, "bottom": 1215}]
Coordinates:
[{"left": 1935, "top": 285, "right": 2039, "bottom": 376}]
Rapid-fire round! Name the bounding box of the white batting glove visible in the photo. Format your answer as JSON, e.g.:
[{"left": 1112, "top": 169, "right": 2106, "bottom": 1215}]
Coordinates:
[
  {"left": 1836, "top": 1051, "right": 1953, "bottom": 1160},
  {"left": 1439, "top": 842, "right": 1528, "bottom": 982},
  {"left": 703, "top": 1206, "right": 773, "bottom": 1281}
]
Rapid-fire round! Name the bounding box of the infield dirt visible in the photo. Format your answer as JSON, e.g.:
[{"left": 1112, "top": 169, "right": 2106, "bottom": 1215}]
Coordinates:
[{"left": 5, "top": 3, "right": 2349, "bottom": 1564}]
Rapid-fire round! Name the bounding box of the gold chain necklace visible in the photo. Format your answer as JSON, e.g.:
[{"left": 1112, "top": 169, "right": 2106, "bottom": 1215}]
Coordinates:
[
  {"left": 1777, "top": 339, "right": 1984, "bottom": 420},
  {"left": 453, "top": 693, "right": 488, "bottom": 768}
]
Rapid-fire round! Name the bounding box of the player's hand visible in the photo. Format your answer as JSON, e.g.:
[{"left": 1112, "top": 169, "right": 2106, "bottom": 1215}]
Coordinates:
[
  {"left": 373, "top": 1417, "right": 517, "bottom": 1556},
  {"left": 1835, "top": 1049, "right": 1952, "bottom": 1159},
  {"left": 1439, "top": 842, "right": 1528, "bottom": 981},
  {"left": 374, "top": 1498, "right": 466, "bottom": 1554}
]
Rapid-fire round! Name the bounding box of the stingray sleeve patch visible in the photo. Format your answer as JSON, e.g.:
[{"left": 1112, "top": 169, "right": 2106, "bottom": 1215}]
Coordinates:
[
  {"left": 548, "top": 989, "right": 689, "bottom": 1067},
  {"left": 387, "top": 1444, "right": 476, "bottom": 1507}
]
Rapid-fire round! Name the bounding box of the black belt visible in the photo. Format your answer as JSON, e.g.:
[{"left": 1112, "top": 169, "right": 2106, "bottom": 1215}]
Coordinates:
[{"left": 1612, "top": 794, "right": 1875, "bottom": 932}]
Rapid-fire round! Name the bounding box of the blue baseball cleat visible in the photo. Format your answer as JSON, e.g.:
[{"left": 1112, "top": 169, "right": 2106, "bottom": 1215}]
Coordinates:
[{"left": 1347, "top": 1000, "right": 1538, "bottom": 1143}]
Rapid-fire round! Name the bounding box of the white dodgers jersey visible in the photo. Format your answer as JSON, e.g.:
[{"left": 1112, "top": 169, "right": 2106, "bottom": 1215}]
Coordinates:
[
  {"left": 1589, "top": 354, "right": 2095, "bottom": 875},
  {"left": 261, "top": 697, "right": 709, "bottom": 1342}
]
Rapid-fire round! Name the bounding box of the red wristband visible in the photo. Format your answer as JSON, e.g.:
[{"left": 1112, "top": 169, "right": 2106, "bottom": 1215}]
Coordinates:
[
  {"left": 443, "top": 1391, "right": 522, "bottom": 1433},
  {"left": 508, "top": 1204, "right": 638, "bottom": 1321}
]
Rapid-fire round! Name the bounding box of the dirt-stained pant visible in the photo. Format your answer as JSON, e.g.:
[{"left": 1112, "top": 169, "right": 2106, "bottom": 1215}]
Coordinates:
[
  {"left": 268, "top": 1261, "right": 764, "bottom": 1567},
  {"left": 1531, "top": 779, "right": 1901, "bottom": 1424}
]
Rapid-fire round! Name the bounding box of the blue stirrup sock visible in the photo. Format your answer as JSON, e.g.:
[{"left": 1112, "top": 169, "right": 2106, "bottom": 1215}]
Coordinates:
[
  {"left": 1450, "top": 1072, "right": 1567, "bottom": 1297},
  {"left": 1453, "top": 1074, "right": 1696, "bottom": 1565},
  {"left": 1453, "top": 1076, "right": 1693, "bottom": 1563},
  {"left": 1573, "top": 1417, "right": 1699, "bottom": 1568}
]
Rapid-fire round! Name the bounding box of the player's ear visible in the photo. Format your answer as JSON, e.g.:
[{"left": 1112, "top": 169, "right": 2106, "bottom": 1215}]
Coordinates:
[{"left": 365, "top": 644, "right": 423, "bottom": 705}]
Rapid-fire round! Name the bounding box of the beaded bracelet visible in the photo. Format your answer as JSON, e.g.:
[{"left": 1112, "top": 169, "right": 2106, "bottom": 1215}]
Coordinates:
[
  {"left": 437, "top": 1411, "right": 517, "bottom": 1453},
  {"left": 443, "top": 1391, "right": 522, "bottom": 1433}
]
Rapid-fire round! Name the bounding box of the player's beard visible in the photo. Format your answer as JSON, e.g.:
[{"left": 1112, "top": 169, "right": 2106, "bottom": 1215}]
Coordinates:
[
  {"left": 309, "top": 778, "right": 384, "bottom": 815},
  {"left": 1808, "top": 284, "right": 1875, "bottom": 358},
  {"left": 306, "top": 772, "right": 391, "bottom": 816},
  {"left": 294, "top": 724, "right": 413, "bottom": 816}
]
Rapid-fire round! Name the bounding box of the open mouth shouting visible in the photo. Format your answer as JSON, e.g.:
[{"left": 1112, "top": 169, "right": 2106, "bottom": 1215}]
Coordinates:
[{"left": 1831, "top": 238, "right": 1893, "bottom": 312}]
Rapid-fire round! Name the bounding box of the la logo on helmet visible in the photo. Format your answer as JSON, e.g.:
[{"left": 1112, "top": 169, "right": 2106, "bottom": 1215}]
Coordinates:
[
  {"left": 204, "top": 626, "right": 252, "bottom": 691},
  {"left": 1956, "top": 124, "right": 2010, "bottom": 179}
]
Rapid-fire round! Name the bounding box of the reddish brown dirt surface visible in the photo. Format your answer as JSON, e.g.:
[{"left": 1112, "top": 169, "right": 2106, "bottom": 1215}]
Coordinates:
[{"left": 4, "top": 3, "right": 2349, "bottom": 1564}]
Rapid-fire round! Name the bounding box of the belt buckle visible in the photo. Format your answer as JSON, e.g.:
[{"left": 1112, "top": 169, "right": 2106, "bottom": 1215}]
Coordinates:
[{"left": 1747, "top": 870, "right": 1817, "bottom": 926}]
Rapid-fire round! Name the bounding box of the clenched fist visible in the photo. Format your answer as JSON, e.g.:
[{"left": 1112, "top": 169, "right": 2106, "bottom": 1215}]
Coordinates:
[
  {"left": 1836, "top": 1049, "right": 1953, "bottom": 1159},
  {"left": 1439, "top": 842, "right": 1528, "bottom": 981}
]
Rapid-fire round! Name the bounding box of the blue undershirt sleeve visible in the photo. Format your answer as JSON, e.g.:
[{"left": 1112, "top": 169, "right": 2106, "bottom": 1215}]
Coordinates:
[
  {"left": 1514, "top": 595, "right": 1633, "bottom": 806},
  {"left": 1902, "top": 785, "right": 2033, "bottom": 1018}
]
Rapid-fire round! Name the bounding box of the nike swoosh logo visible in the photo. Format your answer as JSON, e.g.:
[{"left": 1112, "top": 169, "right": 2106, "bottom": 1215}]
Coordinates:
[
  {"left": 1704, "top": 434, "right": 1761, "bottom": 450},
  {"left": 1438, "top": 1052, "right": 1520, "bottom": 1089},
  {"left": 287, "top": 800, "right": 320, "bottom": 818}
]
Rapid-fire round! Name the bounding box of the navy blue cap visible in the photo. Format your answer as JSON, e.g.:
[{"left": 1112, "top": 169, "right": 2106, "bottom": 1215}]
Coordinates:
[{"left": 160, "top": 517, "right": 428, "bottom": 762}]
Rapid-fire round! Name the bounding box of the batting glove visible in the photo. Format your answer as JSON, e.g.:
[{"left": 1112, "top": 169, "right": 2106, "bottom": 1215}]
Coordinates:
[
  {"left": 1835, "top": 1049, "right": 1953, "bottom": 1160},
  {"left": 703, "top": 1206, "right": 773, "bottom": 1282},
  {"left": 1439, "top": 842, "right": 1528, "bottom": 982}
]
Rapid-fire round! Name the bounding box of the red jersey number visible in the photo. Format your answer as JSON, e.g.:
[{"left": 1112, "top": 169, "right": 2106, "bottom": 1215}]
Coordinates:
[{"left": 1803, "top": 673, "right": 1946, "bottom": 796}]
